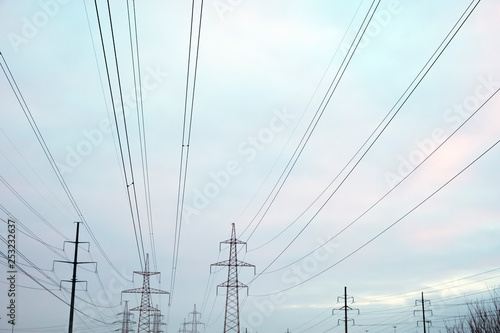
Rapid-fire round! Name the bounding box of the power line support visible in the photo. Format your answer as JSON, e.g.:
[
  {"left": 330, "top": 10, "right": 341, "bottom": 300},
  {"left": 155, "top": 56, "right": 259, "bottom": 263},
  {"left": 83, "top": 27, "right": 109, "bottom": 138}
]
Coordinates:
[
  {"left": 414, "top": 292, "right": 432, "bottom": 333},
  {"left": 187, "top": 304, "right": 204, "bottom": 333},
  {"left": 122, "top": 253, "right": 169, "bottom": 333},
  {"left": 211, "top": 223, "right": 256, "bottom": 333},
  {"left": 150, "top": 304, "right": 166, "bottom": 333},
  {"left": 115, "top": 300, "right": 136, "bottom": 333},
  {"left": 332, "top": 286, "right": 359, "bottom": 333},
  {"left": 178, "top": 318, "right": 188, "bottom": 333},
  {"left": 53, "top": 222, "right": 96, "bottom": 333}
]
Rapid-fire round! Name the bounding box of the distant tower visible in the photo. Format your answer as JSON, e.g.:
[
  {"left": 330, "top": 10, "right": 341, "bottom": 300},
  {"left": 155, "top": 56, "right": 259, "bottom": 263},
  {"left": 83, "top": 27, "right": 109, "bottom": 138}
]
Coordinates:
[
  {"left": 150, "top": 305, "right": 166, "bottom": 333},
  {"left": 178, "top": 318, "right": 188, "bottom": 333},
  {"left": 187, "top": 304, "right": 204, "bottom": 333},
  {"left": 115, "top": 301, "right": 135, "bottom": 333},
  {"left": 123, "top": 254, "right": 169, "bottom": 333},
  {"left": 211, "top": 223, "right": 255, "bottom": 333}
]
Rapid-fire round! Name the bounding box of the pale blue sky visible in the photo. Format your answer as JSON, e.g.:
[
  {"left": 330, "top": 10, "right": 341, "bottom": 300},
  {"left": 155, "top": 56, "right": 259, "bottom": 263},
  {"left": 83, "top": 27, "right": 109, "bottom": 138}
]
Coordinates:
[{"left": 0, "top": 1, "right": 499, "bottom": 332}]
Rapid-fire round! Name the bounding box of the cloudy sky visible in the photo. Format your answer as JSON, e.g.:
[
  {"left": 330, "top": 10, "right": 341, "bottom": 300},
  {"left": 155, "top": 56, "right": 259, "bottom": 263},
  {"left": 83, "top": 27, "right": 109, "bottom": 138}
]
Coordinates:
[{"left": 1, "top": 0, "right": 499, "bottom": 332}]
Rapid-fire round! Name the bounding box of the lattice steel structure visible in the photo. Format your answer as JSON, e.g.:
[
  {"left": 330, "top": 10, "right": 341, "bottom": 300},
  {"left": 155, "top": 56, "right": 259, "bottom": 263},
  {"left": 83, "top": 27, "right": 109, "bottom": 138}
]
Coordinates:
[
  {"left": 187, "top": 304, "right": 204, "bottom": 333},
  {"left": 123, "top": 254, "right": 169, "bottom": 333},
  {"left": 115, "top": 301, "right": 135, "bottom": 333},
  {"left": 211, "top": 223, "right": 255, "bottom": 333},
  {"left": 150, "top": 305, "right": 166, "bottom": 333}
]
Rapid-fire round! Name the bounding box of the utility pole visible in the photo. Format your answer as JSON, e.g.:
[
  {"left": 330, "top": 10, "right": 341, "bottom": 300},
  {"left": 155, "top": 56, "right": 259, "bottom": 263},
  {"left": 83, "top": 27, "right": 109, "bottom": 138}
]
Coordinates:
[
  {"left": 332, "top": 286, "right": 359, "bottom": 333},
  {"left": 53, "top": 222, "right": 96, "bottom": 333},
  {"left": 211, "top": 223, "right": 256, "bottom": 333},
  {"left": 414, "top": 292, "right": 432, "bottom": 333}
]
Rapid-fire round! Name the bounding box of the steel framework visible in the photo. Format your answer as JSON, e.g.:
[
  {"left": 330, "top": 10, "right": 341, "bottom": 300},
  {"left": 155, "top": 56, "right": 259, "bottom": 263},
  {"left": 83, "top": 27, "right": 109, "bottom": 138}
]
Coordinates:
[
  {"left": 211, "top": 223, "right": 255, "bottom": 333},
  {"left": 123, "top": 254, "right": 169, "bottom": 333}
]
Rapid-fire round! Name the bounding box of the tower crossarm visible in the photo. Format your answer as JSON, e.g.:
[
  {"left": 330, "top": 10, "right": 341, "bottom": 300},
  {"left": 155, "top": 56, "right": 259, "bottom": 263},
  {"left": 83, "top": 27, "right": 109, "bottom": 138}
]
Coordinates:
[
  {"left": 149, "top": 288, "right": 170, "bottom": 295},
  {"left": 130, "top": 304, "right": 161, "bottom": 312},
  {"left": 122, "top": 287, "right": 144, "bottom": 294},
  {"left": 133, "top": 271, "right": 160, "bottom": 276},
  {"left": 216, "top": 281, "right": 250, "bottom": 296},
  {"left": 211, "top": 260, "right": 255, "bottom": 272}
]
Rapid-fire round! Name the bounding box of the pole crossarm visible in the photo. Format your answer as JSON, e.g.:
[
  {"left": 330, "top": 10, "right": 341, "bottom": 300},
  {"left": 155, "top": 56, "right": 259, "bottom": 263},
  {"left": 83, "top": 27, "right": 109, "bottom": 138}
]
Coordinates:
[{"left": 332, "top": 287, "right": 359, "bottom": 333}]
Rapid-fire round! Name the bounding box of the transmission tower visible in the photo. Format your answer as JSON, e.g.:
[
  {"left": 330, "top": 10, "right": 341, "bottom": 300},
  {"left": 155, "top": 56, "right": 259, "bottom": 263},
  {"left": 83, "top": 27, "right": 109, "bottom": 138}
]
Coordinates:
[
  {"left": 115, "top": 301, "right": 136, "bottom": 333},
  {"left": 122, "top": 254, "right": 169, "bottom": 333},
  {"left": 414, "top": 292, "right": 432, "bottom": 333},
  {"left": 186, "top": 304, "right": 205, "bottom": 333},
  {"left": 211, "top": 223, "right": 256, "bottom": 333},
  {"left": 178, "top": 318, "right": 188, "bottom": 333},
  {"left": 150, "top": 305, "right": 166, "bottom": 333},
  {"left": 332, "top": 286, "right": 359, "bottom": 333}
]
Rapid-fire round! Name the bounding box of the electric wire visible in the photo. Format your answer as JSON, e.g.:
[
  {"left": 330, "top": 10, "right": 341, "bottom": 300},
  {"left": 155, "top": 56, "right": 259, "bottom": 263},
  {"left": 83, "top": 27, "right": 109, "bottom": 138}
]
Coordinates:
[
  {"left": 169, "top": 0, "right": 205, "bottom": 305},
  {"left": 0, "top": 148, "right": 74, "bottom": 223},
  {"left": 0, "top": 173, "right": 67, "bottom": 239},
  {"left": 248, "top": 0, "right": 481, "bottom": 253},
  {"left": 265, "top": 84, "right": 499, "bottom": 276},
  {"left": 105, "top": 0, "right": 148, "bottom": 269},
  {"left": 233, "top": 0, "right": 365, "bottom": 228},
  {"left": 295, "top": 282, "right": 500, "bottom": 333},
  {"left": 0, "top": 127, "right": 76, "bottom": 220},
  {"left": 0, "top": 208, "right": 67, "bottom": 259},
  {"left": 0, "top": 250, "right": 112, "bottom": 325},
  {"left": 246, "top": 0, "right": 482, "bottom": 280},
  {"left": 241, "top": 0, "right": 381, "bottom": 243},
  {"left": 125, "top": 0, "right": 159, "bottom": 273},
  {"left": 0, "top": 51, "right": 130, "bottom": 281},
  {"left": 251, "top": 133, "right": 500, "bottom": 296},
  {"left": 92, "top": 0, "right": 145, "bottom": 269}
]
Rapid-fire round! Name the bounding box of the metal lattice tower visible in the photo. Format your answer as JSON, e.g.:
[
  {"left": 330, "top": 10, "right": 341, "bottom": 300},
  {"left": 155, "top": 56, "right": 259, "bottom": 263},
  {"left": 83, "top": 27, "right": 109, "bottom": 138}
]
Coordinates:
[
  {"left": 187, "top": 304, "right": 204, "bottom": 333},
  {"left": 211, "top": 223, "right": 255, "bottom": 333},
  {"left": 115, "top": 301, "right": 136, "bottom": 333},
  {"left": 178, "top": 318, "right": 188, "bottom": 333},
  {"left": 123, "top": 254, "right": 169, "bottom": 333},
  {"left": 150, "top": 305, "right": 166, "bottom": 333}
]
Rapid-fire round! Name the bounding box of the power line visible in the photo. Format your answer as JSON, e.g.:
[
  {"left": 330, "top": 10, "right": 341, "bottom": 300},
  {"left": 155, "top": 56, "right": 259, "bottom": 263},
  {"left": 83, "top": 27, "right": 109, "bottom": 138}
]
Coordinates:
[
  {"left": 0, "top": 127, "right": 77, "bottom": 220},
  {"left": 251, "top": 132, "right": 500, "bottom": 296},
  {"left": 0, "top": 173, "right": 67, "bottom": 239},
  {"left": 169, "top": 0, "right": 205, "bottom": 305},
  {"left": 0, "top": 51, "right": 129, "bottom": 282},
  {"left": 249, "top": 0, "right": 482, "bottom": 254},
  {"left": 125, "top": 0, "right": 159, "bottom": 273},
  {"left": 232, "top": 0, "right": 365, "bottom": 228},
  {"left": 92, "top": 0, "right": 146, "bottom": 269},
  {"left": 0, "top": 249, "right": 112, "bottom": 325},
  {"left": 241, "top": 0, "right": 382, "bottom": 243},
  {"left": 264, "top": 85, "right": 499, "bottom": 276},
  {"left": 245, "top": 0, "right": 483, "bottom": 279}
]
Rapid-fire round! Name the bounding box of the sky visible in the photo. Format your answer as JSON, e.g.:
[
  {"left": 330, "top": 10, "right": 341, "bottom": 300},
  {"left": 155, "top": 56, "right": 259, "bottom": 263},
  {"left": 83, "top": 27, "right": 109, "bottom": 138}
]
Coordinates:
[{"left": 0, "top": 0, "right": 499, "bottom": 332}]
